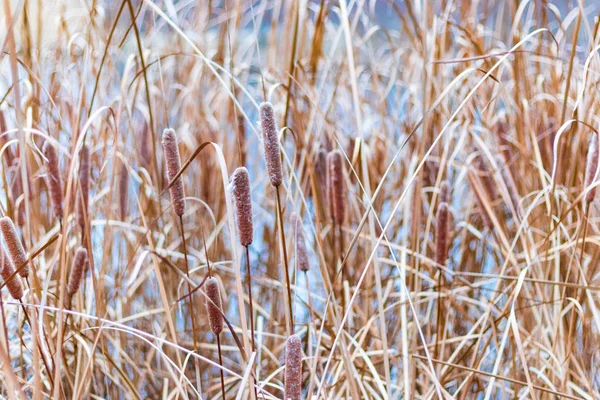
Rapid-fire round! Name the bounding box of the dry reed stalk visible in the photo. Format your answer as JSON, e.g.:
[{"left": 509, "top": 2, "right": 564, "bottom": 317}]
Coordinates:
[
  {"left": 161, "top": 128, "right": 185, "bottom": 216},
  {"left": 76, "top": 144, "right": 91, "bottom": 230},
  {"left": 42, "top": 141, "right": 63, "bottom": 221},
  {"left": 585, "top": 133, "right": 599, "bottom": 205},
  {"left": 284, "top": 334, "right": 302, "bottom": 400},
  {"left": 434, "top": 202, "right": 450, "bottom": 362},
  {"left": 0, "top": 217, "right": 28, "bottom": 277}
]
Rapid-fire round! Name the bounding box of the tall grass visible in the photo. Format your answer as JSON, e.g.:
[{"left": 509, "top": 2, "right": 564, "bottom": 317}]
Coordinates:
[{"left": 0, "top": 0, "right": 599, "bottom": 398}]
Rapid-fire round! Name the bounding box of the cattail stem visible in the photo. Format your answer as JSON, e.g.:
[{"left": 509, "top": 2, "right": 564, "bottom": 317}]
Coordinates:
[
  {"left": 217, "top": 334, "right": 226, "bottom": 400},
  {"left": 276, "top": 186, "right": 294, "bottom": 335},
  {"left": 178, "top": 216, "right": 201, "bottom": 392},
  {"left": 0, "top": 295, "right": 9, "bottom": 362},
  {"left": 245, "top": 245, "right": 258, "bottom": 400}
]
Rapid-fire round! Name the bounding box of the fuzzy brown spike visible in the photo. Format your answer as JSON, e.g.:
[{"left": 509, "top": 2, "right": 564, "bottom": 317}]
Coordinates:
[
  {"left": 118, "top": 162, "right": 129, "bottom": 221},
  {"left": 67, "top": 247, "right": 87, "bottom": 297},
  {"left": 260, "top": 102, "right": 283, "bottom": 187},
  {"left": 440, "top": 180, "right": 451, "bottom": 205},
  {"left": 585, "top": 133, "right": 599, "bottom": 204},
  {"left": 0, "top": 251, "right": 23, "bottom": 300},
  {"left": 205, "top": 276, "right": 224, "bottom": 336},
  {"left": 231, "top": 167, "right": 253, "bottom": 247},
  {"left": 327, "top": 150, "right": 346, "bottom": 225},
  {"left": 435, "top": 202, "right": 450, "bottom": 267},
  {"left": 161, "top": 128, "right": 185, "bottom": 216},
  {"left": 291, "top": 213, "right": 309, "bottom": 272},
  {"left": 284, "top": 334, "right": 303, "bottom": 400},
  {"left": 43, "top": 141, "right": 64, "bottom": 220},
  {"left": 0, "top": 217, "right": 28, "bottom": 277},
  {"left": 77, "top": 144, "right": 91, "bottom": 229}
]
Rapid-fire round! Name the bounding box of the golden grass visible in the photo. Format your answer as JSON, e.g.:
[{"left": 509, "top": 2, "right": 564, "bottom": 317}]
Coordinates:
[{"left": 0, "top": 0, "right": 599, "bottom": 398}]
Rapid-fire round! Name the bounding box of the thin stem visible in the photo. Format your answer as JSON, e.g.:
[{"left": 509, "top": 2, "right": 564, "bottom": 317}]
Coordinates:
[
  {"left": 217, "top": 334, "right": 226, "bottom": 400},
  {"left": 0, "top": 296, "right": 9, "bottom": 359},
  {"left": 275, "top": 186, "right": 294, "bottom": 335},
  {"left": 178, "top": 215, "right": 201, "bottom": 393},
  {"left": 245, "top": 245, "right": 258, "bottom": 400}
]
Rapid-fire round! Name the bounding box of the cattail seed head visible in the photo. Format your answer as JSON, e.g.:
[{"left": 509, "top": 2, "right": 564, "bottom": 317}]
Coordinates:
[
  {"left": 284, "top": 334, "right": 303, "bottom": 400},
  {"left": 204, "top": 276, "right": 224, "bottom": 335},
  {"left": 161, "top": 128, "right": 185, "bottom": 216},
  {"left": 327, "top": 150, "right": 346, "bottom": 225},
  {"left": 0, "top": 252, "right": 23, "bottom": 300},
  {"left": 231, "top": 167, "right": 253, "bottom": 247},
  {"left": 0, "top": 217, "right": 28, "bottom": 277},
  {"left": 67, "top": 247, "right": 87, "bottom": 297},
  {"left": 260, "top": 102, "right": 283, "bottom": 187},
  {"left": 440, "top": 180, "right": 451, "bottom": 205},
  {"left": 43, "top": 141, "right": 64, "bottom": 220},
  {"left": 118, "top": 162, "right": 129, "bottom": 221},
  {"left": 435, "top": 202, "right": 450, "bottom": 267},
  {"left": 77, "top": 144, "right": 91, "bottom": 229},
  {"left": 291, "top": 213, "right": 309, "bottom": 272},
  {"left": 585, "top": 133, "right": 599, "bottom": 204}
]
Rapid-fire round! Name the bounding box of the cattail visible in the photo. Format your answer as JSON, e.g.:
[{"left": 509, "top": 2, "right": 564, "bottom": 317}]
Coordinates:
[
  {"left": 231, "top": 167, "right": 253, "bottom": 247},
  {"left": 291, "top": 213, "right": 309, "bottom": 272},
  {"left": 118, "top": 162, "right": 129, "bottom": 221},
  {"left": 284, "top": 334, "right": 303, "bottom": 400},
  {"left": 585, "top": 133, "right": 599, "bottom": 204},
  {"left": 0, "top": 252, "right": 23, "bottom": 299},
  {"left": 0, "top": 217, "right": 28, "bottom": 277},
  {"left": 435, "top": 202, "right": 450, "bottom": 266},
  {"left": 440, "top": 180, "right": 451, "bottom": 205},
  {"left": 327, "top": 150, "right": 346, "bottom": 225},
  {"left": 204, "top": 276, "right": 224, "bottom": 336},
  {"left": 260, "top": 102, "right": 283, "bottom": 187},
  {"left": 67, "top": 247, "right": 87, "bottom": 297},
  {"left": 77, "top": 144, "right": 91, "bottom": 229},
  {"left": 140, "top": 122, "right": 152, "bottom": 169},
  {"left": 42, "top": 141, "right": 64, "bottom": 220},
  {"left": 161, "top": 128, "right": 185, "bottom": 216},
  {"left": 476, "top": 155, "right": 496, "bottom": 200}
]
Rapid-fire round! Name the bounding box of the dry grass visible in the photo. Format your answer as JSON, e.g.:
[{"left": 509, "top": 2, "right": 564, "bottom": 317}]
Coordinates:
[{"left": 0, "top": 0, "right": 599, "bottom": 398}]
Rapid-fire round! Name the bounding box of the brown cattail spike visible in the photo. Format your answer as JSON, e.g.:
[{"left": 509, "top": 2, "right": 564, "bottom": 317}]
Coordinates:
[
  {"left": 43, "top": 141, "right": 64, "bottom": 220},
  {"left": 0, "top": 217, "right": 28, "bottom": 277},
  {"left": 77, "top": 144, "right": 91, "bottom": 229},
  {"left": 291, "top": 213, "right": 309, "bottom": 272},
  {"left": 161, "top": 128, "right": 185, "bottom": 216},
  {"left": 327, "top": 150, "right": 346, "bottom": 225},
  {"left": 585, "top": 133, "right": 599, "bottom": 204},
  {"left": 440, "top": 180, "right": 451, "bottom": 205},
  {"left": 435, "top": 202, "right": 450, "bottom": 266},
  {"left": 67, "top": 247, "right": 87, "bottom": 297},
  {"left": 260, "top": 102, "right": 283, "bottom": 187},
  {"left": 205, "top": 276, "right": 224, "bottom": 336},
  {"left": 231, "top": 167, "right": 253, "bottom": 247},
  {"left": 284, "top": 334, "right": 303, "bottom": 400},
  {"left": 0, "top": 252, "right": 23, "bottom": 300},
  {"left": 118, "top": 162, "right": 128, "bottom": 221}
]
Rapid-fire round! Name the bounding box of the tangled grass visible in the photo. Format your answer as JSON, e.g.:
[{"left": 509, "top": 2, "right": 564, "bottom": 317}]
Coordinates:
[{"left": 0, "top": 0, "right": 599, "bottom": 398}]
